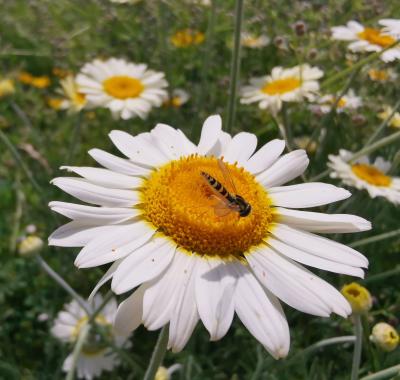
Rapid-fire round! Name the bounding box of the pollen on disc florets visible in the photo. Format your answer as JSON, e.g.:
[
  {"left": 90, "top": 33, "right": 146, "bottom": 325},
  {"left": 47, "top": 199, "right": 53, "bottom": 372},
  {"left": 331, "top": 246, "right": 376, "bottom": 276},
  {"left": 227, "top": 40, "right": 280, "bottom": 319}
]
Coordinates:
[{"left": 141, "top": 155, "right": 272, "bottom": 260}]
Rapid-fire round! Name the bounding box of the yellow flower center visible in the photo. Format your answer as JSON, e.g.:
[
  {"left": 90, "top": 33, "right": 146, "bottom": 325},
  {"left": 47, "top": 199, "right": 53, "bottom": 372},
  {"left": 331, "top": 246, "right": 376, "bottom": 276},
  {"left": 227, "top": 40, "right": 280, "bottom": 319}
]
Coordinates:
[
  {"left": 262, "top": 77, "right": 301, "bottom": 95},
  {"left": 73, "top": 92, "right": 86, "bottom": 106},
  {"left": 170, "top": 29, "right": 205, "bottom": 47},
  {"left": 31, "top": 76, "right": 51, "bottom": 89},
  {"left": 48, "top": 98, "right": 63, "bottom": 110},
  {"left": 103, "top": 75, "right": 144, "bottom": 99},
  {"left": 368, "top": 69, "right": 389, "bottom": 81},
  {"left": 71, "top": 315, "right": 108, "bottom": 340},
  {"left": 351, "top": 163, "right": 392, "bottom": 187},
  {"left": 141, "top": 156, "right": 272, "bottom": 260},
  {"left": 357, "top": 28, "right": 395, "bottom": 48},
  {"left": 341, "top": 282, "right": 372, "bottom": 314},
  {"left": 155, "top": 367, "right": 169, "bottom": 380}
]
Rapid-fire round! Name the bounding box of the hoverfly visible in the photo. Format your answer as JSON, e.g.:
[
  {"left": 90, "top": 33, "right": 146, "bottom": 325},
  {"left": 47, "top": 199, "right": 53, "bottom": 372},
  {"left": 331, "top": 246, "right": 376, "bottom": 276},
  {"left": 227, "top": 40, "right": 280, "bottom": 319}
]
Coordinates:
[{"left": 200, "top": 159, "right": 251, "bottom": 218}]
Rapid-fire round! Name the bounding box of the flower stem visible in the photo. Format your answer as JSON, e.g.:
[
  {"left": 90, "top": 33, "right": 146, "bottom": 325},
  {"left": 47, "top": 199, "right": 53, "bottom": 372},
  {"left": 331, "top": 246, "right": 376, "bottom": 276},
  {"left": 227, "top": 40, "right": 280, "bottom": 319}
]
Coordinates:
[
  {"left": 143, "top": 325, "right": 169, "bottom": 380},
  {"left": 66, "top": 324, "right": 91, "bottom": 380},
  {"left": 10, "top": 171, "right": 24, "bottom": 253},
  {"left": 363, "top": 265, "right": 400, "bottom": 284},
  {"left": 350, "top": 228, "right": 400, "bottom": 248},
  {"left": 225, "top": 0, "right": 244, "bottom": 134},
  {"left": 351, "top": 315, "right": 363, "bottom": 380},
  {"left": 35, "top": 254, "right": 91, "bottom": 315},
  {"left": 360, "top": 364, "right": 400, "bottom": 380}
]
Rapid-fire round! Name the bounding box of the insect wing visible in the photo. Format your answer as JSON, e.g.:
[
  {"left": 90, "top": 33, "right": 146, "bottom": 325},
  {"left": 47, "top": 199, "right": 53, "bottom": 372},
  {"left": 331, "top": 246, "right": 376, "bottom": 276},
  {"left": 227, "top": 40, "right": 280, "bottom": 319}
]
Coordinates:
[
  {"left": 209, "top": 194, "right": 239, "bottom": 217},
  {"left": 217, "top": 159, "right": 238, "bottom": 195}
]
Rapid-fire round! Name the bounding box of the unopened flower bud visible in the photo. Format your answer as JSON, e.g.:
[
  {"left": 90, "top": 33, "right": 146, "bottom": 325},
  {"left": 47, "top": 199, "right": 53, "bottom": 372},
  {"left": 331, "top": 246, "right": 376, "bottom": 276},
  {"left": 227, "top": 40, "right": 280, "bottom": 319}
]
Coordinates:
[
  {"left": 293, "top": 20, "right": 307, "bottom": 36},
  {"left": 308, "top": 48, "right": 318, "bottom": 60},
  {"left": 370, "top": 322, "right": 399, "bottom": 352},
  {"left": 341, "top": 282, "right": 372, "bottom": 314},
  {"left": 18, "top": 235, "right": 43, "bottom": 256}
]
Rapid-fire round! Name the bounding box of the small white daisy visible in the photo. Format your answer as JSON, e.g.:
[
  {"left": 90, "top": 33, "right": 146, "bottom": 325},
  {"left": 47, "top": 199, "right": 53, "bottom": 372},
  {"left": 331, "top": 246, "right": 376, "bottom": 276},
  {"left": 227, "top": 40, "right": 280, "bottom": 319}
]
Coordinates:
[
  {"left": 329, "top": 149, "right": 400, "bottom": 205},
  {"left": 378, "top": 105, "right": 400, "bottom": 129},
  {"left": 379, "top": 19, "right": 400, "bottom": 38},
  {"left": 241, "top": 32, "right": 270, "bottom": 48},
  {"left": 51, "top": 295, "right": 129, "bottom": 380},
  {"left": 76, "top": 58, "right": 168, "bottom": 120},
  {"left": 241, "top": 64, "right": 323, "bottom": 115},
  {"left": 331, "top": 20, "right": 400, "bottom": 62},
  {"left": 164, "top": 89, "right": 190, "bottom": 108},
  {"left": 50, "top": 115, "right": 370, "bottom": 358},
  {"left": 310, "top": 89, "right": 362, "bottom": 114},
  {"left": 57, "top": 75, "right": 87, "bottom": 113}
]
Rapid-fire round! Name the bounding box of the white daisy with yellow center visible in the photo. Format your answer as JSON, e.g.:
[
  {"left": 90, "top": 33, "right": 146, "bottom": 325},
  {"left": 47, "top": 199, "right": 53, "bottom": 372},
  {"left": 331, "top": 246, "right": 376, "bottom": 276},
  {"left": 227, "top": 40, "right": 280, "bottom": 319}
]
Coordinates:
[
  {"left": 76, "top": 58, "right": 168, "bottom": 120},
  {"left": 51, "top": 295, "right": 129, "bottom": 380},
  {"left": 329, "top": 149, "right": 400, "bottom": 205},
  {"left": 310, "top": 89, "right": 362, "bottom": 114},
  {"left": 57, "top": 75, "right": 87, "bottom": 113},
  {"left": 240, "top": 64, "right": 323, "bottom": 115},
  {"left": 241, "top": 32, "right": 270, "bottom": 48},
  {"left": 49, "top": 115, "right": 371, "bottom": 358},
  {"left": 164, "top": 89, "right": 190, "bottom": 108},
  {"left": 378, "top": 105, "right": 400, "bottom": 129},
  {"left": 331, "top": 20, "right": 400, "bottom": 62}
]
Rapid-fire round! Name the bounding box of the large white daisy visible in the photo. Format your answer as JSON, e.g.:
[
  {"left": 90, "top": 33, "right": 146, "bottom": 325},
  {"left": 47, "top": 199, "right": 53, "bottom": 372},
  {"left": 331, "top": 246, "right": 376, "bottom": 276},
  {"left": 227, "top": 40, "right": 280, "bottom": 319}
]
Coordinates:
[
  {"left": 49, "top": 115, "right": 370, "bottom": 358},
  {"left": 51, "top": 295, "right": 128, "bottom": 380},
  {"left": 76, "top": 58, "right": 168, "bottom": 120},
  {"left": 240, "top": 64, "right": 323, "bottom": 115},
  {"left": 328, "top": 149, "right": 400, "bottom": 205},
  {"left": 331, "top": 20, "right": 400, "bottom": 62}
]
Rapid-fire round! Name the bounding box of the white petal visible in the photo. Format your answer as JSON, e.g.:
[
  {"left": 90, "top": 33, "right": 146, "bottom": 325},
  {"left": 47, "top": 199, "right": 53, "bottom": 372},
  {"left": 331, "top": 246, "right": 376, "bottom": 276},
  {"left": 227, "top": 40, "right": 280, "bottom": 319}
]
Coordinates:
[
  {"left": 257, "top": 150, "right": 309, "bottom": 188},
  {"left": 112, "top": 237, "right": 176, "bottom": 294},
  {"left": 233, "top": 264, "right": 289, "bottom": 359},
  {"left": 274, "top": 207, "right": 371, "bottom": 233},
  {"left": 48, "top": 221, "right": 116, "bottom": 247},
  {"left": 49, "top": 201, "right": 140, "bottom": 224},
  {"left": 269, "top": 183, "right": 351, "bottom": 208},
  {"left": 197, "top": 115, "right": 222, "bottom": 155},
  {"left": 109, "top": 130, "right": 169, "bottom": 167},
  {"left": 51, "top": 177, "right": 139, "bottom": 207},
  {"left": 113, "top": 284, "right": 147, "bottom": 336},
  {"left": 195, "top": 259, "right": 236, "bottom": 341},
  {"left": 168, "top": 252, "right": 199, "bottom": 352},
  {"left": 60, "top": 166, "right": 144, "bottom": 189},
  {"left": 223, "top": 132, "right": 258, "bottom": 165},
  {"left": 88, "top": 148, "right": 151, "bottom": 176},
  {"left": 75, "top": 222, "right": 156, "bottom": 268},
  {"left": 89, "top": 260, "right": 122, "bottom": 301},
  {"left": 244, "top": 139, "right": 286, "bottom": 174},
  {"left": 246, "top": 246, "right": 351, "bottom": 317}
]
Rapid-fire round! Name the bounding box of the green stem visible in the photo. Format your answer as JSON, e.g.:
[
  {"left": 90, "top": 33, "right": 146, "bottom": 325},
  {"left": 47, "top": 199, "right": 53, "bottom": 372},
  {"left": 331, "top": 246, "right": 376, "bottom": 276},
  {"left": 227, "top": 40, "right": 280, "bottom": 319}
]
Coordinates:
[
  {"left": 350, "top": 228, "right": 400, "bottom": 248},
  {"left": 66, "top": 324, "right": 91, "bottom": 380},
  {"left": 10, "top": 171, "right": 24, "bottom": 253},
  {"left": 351, "top": 315, "right": 363, "bottom": 380},
  {"left": 365, "top": 99, "right": 400, "bottom": 145},
  {"left": 143, "top": 325, "right": 169, "bottom": 380},
  {"left": 250, "top": 345, "right": 264, "bottom": 380},
  {"left": 321, "top": 40, "right": 400, "bottom": 90},
  {"left": 360, "top": 364, "right": 400, "bottom": 380},
  {"left": 363, "top": 265, "right": 400, "bottom": 284},
  {"left": 35, "top": 255, "right": 91, "bottom": 315},
  {"left": 281, "top": 104, "right": 293, "bottom": 151},
  {"left": 225, "top": 0, "right": 244, "bottom": 134}
]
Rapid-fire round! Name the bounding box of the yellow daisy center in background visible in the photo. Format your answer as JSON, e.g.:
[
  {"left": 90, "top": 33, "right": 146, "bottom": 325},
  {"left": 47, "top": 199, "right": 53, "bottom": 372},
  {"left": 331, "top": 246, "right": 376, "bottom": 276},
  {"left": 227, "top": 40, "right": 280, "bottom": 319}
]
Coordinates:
[
  {"left": 170, "top": 29, "right": 205, "bottom": 47},
  {"left": 262, "top": 77, "right": 301, "bottom": 95},
  {"left": 368, "top": 69, "right": 389, "bottom": 81},
  {"left": 351, "top": 163, "right": 392, "bottom": 187},
  {"left": 142, "top": 156, "right": 272, "bottom": 259},
  {"left": 103, "top": 76, "right": 144, "bottom": 99},
  {"left": 48, "top": 98, "right": 63, "bottom": 110},
  {"left": 357, "top": 28, "right": 395, "bottom": 48},
  {"left": 71, "top": 315, "right": 108, "bottom": 340}
]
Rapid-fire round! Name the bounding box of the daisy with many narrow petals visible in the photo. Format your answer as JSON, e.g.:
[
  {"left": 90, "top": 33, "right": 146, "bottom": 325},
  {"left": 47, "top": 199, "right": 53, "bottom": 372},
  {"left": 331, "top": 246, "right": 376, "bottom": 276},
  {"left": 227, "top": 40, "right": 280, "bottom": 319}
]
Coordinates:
[
  {"left": 76, "top": 58, "right": 168, "bottom": 120},
  {"left": 240, "top": 64, "right": 323, "bottom": 115},
  {"left": 241, "top": 32, "right": 270, "bottom": 48},
  {"left": 49, "top": 115, "right": 370, "bottom": 358},
  {"left": 331, "top": 20, "right": 400, "bottom": 62},
  {"left": 328, "top": 149, "right": 400, "bottom": 205},
  {"left": 57, "top": 75, "right": 87, "bottom": 113},
  {"left": 51, "top": 294, "right": 129, "bottom": 380},
  {"left": 309, "top": 89, "right": 362, "bottom": 114}
]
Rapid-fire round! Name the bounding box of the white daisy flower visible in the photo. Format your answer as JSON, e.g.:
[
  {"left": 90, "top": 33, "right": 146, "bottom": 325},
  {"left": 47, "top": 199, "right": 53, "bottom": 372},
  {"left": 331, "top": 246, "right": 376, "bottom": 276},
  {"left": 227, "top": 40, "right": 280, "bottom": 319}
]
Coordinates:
[
  {"left": 378, "top": 105, "right": 400, "bottom": 129},
  {"left": 328, "top": 149, "right": 400, "bottom": 205},
  {"left": 109, "top": 0, "right": 142, "bottom": 4},
  {"left": 331, "top": 20, "right": 400, "bottom": 62},
  {"left": 51, "top": 295, "right": 129, "bottom": 380},
  {"left": 241, "top": 32, "right": 270, "bottom": 48},
  {"left": 49, "top": 115, "right": 370, "bottom": 358},
  {"left": 240, "top": 64, "right": 323, "bottom": 115},
  {"left": 57, "top": 75, "right": 87, "bottom": 113},
  {"left": 164, "top": 89, "right": 190, "bottom": 108},
  {"left": 310, "top": 89, "right": 362, "bottom": 114},
  {"left": 379, "top": 19, "right": 400, "bottom": 38},
  {"left": 76, "top": 58, "right": 168, "bottom": 120}
]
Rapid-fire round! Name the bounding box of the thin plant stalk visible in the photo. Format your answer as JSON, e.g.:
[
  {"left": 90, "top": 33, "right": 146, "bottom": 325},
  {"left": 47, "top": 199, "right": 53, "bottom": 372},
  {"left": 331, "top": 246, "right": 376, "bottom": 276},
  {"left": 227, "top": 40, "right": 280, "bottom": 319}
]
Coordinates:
[
  {"left": 35, "top": 254, "right": 91, "bottom": 315},
  {"left": 10, "top": 171, "right": 24, "bottom": 253},
  {"left": 66, "top": 324, "right": 91, "bottom": 380},
  {"left": 363, "top": 265, "right": 400, "bottom": 284},
  {"left": 225, "top": 0, "right": 244, "bottom": 134},
  {"left": 360, "top": 364, "right": 400, "bottom": 380},
  {"left": 351, "top": 315, "right": 363, "bottom": 380},
  {"left": 143, "top": 325, "right": 169, "bottom": 380},
  {"left": 349, "top": 228, "right": 400, "bottom": 248}
]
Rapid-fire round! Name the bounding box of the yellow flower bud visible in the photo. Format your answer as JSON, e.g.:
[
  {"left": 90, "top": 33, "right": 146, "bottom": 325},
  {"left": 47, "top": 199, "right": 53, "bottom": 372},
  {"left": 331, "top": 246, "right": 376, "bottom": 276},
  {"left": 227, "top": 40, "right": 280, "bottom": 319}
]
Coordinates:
[
  {"left": 370, "top": 322, "right": 399, "bottom": 352},
  {"left": 18, "top": 235, "right": 44, "bottom": 256},
  {"left": 341, "top": 282, "right": 372, "bottom": 314},
  {"left": 0, "top": 78, "right": 15, "bottom": 97},
  {"left": 155, "top": 366, "right": 169, "bottom": 380}
]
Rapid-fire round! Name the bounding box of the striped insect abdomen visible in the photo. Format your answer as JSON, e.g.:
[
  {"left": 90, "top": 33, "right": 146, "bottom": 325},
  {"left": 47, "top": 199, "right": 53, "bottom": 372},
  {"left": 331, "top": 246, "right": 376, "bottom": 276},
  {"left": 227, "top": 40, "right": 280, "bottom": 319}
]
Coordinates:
[{"left": 201, "top": 172, "right": 236, "bottom": 203}]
